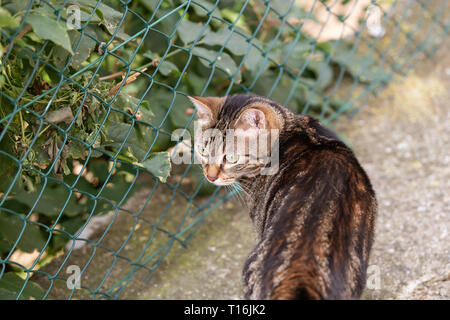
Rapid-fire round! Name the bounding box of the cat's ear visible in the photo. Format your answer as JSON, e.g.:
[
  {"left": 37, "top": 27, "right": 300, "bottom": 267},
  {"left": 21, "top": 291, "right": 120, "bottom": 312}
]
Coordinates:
[
  {"left": 235, "top": 108, "right": 266, "bottom": 131},
  {"left": 188, "top": 96, "right": 224, "bottom": 127}
]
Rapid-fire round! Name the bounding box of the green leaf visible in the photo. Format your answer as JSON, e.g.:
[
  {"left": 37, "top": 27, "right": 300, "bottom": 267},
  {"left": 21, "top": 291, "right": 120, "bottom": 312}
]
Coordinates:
[
  {"left": 141, "top": 152, "right": 171, "bottom": 182},
  {"left": 87, "top": 161, "right": 110, "bottom": 184},
  {"left": 177, "top": 20, "right": 207, "bottom": 44},
  {"left": 0, "top": 139, "right": 17, "bottom": 183},
  {"left": 98, "top": 3, "right": 129, "bottom": 41},
  {"left": 0, "top": 213, "right": 46, "bottom": 253},
  {"left": 26, "top": 13, "right": 73, "bottom": 54},
  {"left": 0, "top": 239, "right": 11, "bottom": 255},
  {"left": 220, "top": 8, "right": 250, "bottom": 33},
  {"left": 13, "top": 183, "right": 86, "bottom": 218},
  {"left": 98, "top": 170, "right": 141, "bottom": 205},
  {"left": 60, "top": 3, "right": 101, "bottom": 23},
  {"left": 306, "top": 59, "right": 334, "bottom": 90},
  {"left": 186, "top": 72, "right": 207, "bottom": 95},
  {"left": 144, "top": 52, "right": 180, "bottom": 77},
  {"left": 273, "top": 40, "right": 313, "bottom": 72},
  {"left": 243, "top": 45, "right": 268, "bottom": 76},
  {"left": 144, "top": 95, "right": 173, "bottom": 151},
  {"left": 139, "top": 0, "right": 160, "bottom": 12},
  {"left": 51, "top": 216, "right": 86, "bottom": 251},
  {"left": 79, "top": 7, "right": 102, "bottom": 23},
  {"left": 72, "top": 0, "right": 129, "bottom": 40},
  {"left": 142, "top": 51, "right": 156, "bottom": 60},
  {"left": 63, "top": 175, "right": 97, "bottom": 197},
  {"left": 69, "top": 28, "right": 97, "bottom": 68},
  {"left": 168, "top": 96, "right": 192, "bottom": 129},
  {"left": 2, "top": 2, "right": 30, "bottom": 15},
  {"left": 330, "top": 41, "right": 388, "bottom": 83},
  {"left": 105, "top": 123, "right": 149, "bottom": 161},
  {"left": 202, "top": 27, "right": 249, "bottom": 56},
  {"left": 105, "top": 123, "right": 136, "bottom": 145},
  {"left": 271, "top": 2, "right": 312, "bottom": 20},
  {"left": 192, "top": 47, "right": 241, "bottom": 81},
  {"left": 0, "top": 273, "right": 45, "bottom": 300},
  {"left": 305, "top": 88, "right": 325, "bottom": 107},
  {"left": 0, "top": 7, "right": 19, "bottom": 28},
  {"left": 191, "top": 0, "right": 222, "bottom": 18},
  {"left": 0, "top": 239, "right": 11, "bottom": 254},
  {"left": 67, "top": 139, "right": 87, "bottom": 159},
  {"left": 111, "top": 93, "right": 154, "bottom": 121},
  {"left": 158, "top": 60, "right": 179, "bottom": 76}
]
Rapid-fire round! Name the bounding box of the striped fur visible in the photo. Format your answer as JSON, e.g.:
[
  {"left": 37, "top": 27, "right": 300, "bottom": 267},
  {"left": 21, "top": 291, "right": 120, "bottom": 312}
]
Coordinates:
[{"left": 194, "top": 94, "right": 377, "bottom": 300}]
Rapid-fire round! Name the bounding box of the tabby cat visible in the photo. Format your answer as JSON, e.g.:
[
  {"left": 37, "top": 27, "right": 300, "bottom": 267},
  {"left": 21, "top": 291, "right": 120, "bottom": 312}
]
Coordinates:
[{"left": 189, "top": 94, "right": 377, "bottom": 300}]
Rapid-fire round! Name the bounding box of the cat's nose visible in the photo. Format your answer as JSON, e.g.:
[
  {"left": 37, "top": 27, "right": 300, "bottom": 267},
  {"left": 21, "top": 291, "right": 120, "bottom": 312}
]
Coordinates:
[{"left": 205, "top": 165, "right": 219, "bottom": 182}]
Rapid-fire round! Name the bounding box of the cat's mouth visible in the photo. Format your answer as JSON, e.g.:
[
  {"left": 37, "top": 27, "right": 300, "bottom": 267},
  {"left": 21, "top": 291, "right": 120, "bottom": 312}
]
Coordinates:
[
  {"left": 208, "top": 178, "right": 235, "bottom": 186},
  {"left": 203, "top": 166, "right": 235, "bottom": 186},
  {"left": 204, "top": 174, "right": 235, "bottom": 186}
]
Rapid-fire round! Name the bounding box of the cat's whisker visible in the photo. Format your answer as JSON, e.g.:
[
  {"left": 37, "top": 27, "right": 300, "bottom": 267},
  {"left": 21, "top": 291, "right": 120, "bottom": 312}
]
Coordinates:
[
  {"left": 236, "top": 180, "right": 251, "bottom": 195},
  {"left": 230, "top": 181, "right": 249, "bottom": 209}
]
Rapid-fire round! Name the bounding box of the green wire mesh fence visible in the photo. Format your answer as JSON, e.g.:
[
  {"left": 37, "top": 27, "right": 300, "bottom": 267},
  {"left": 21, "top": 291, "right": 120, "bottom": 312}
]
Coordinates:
[{"left": 0, "top": 0, "right": 448, "bottom": 299}]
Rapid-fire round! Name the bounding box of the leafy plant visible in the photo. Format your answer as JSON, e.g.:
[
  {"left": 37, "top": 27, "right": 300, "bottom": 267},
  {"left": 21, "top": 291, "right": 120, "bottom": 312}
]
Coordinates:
[{"left": 0, "top": 0, "right": 174, "bottom": 293}]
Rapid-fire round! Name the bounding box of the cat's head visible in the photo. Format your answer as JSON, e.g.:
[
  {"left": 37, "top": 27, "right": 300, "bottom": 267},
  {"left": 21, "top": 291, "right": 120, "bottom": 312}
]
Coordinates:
[{"left": 188, "top": 94, "right": 283, "bottom": 186}]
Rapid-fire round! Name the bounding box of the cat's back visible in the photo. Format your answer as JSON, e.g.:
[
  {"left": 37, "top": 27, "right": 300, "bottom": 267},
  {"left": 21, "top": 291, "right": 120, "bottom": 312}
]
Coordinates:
[{"left": 243, "top": 126, "right": 377, "bottom": 300}]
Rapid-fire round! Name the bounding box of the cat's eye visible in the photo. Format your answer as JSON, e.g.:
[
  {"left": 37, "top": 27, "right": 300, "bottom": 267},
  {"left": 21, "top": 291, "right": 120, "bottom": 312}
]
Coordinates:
[{"left": 226, "top": 153, "right": 239, "bottom": 164}]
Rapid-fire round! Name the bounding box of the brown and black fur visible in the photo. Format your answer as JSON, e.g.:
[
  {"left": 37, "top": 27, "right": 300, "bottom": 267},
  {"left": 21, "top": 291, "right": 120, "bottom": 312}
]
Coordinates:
[{"left": 191, "top": 94, "right": 377, "bottom": 300}]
